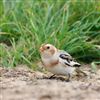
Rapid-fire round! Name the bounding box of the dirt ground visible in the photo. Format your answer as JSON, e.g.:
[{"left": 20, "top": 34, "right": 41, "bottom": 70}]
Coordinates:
[{"left": 0, "top": 65, "right": 100, "bottom": 100}]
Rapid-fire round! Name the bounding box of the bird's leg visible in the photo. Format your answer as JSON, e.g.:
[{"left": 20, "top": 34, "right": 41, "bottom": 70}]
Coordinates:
[
  {"left": 66, "top": 74, "right": 71, "bottom": 82},
  {"left": 49, "top": 74, "right": 55, "bottom": 79}
]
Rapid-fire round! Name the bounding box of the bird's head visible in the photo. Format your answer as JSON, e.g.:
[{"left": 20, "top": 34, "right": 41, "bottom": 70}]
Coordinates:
[{"left": 39, "top": 44, "right": 57, "bottom": 58}]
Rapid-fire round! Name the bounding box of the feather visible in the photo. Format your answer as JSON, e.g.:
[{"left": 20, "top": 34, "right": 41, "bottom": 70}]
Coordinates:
[
  {"left": 58, "top": 51, "right": 81, "bottom": 67},
  {"left": 39, "top": 44, "right": 83, "bottom": 79}
]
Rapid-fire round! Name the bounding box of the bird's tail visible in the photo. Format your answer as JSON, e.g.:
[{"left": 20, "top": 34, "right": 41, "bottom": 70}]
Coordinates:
[
  {"left": 75, "top": 68, "right": 87, "bottom": 76},
  {"left": 69, "top": 60, "right": 87, "bottom": 76},
  {"left": 70, "top": 60, "right": 81, "bottom": 67}
]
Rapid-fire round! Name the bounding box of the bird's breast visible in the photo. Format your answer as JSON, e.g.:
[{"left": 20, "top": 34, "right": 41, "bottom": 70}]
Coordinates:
[{"left": 41, "top": 56, "right": 59, "bottom": 67}]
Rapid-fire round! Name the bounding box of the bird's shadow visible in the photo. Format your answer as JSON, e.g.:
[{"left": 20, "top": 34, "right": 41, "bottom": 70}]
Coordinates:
[
  {"left": 38, "top": 76, "right": 70, "bottom": 82},
  {"left": 37, "top": 73, "right": 88, "bottom": 82}
]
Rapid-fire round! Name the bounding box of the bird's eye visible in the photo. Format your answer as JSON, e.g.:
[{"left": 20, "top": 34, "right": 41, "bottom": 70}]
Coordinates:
[{"left": 47, "top": 46, "right": 50, "bottom": 49}]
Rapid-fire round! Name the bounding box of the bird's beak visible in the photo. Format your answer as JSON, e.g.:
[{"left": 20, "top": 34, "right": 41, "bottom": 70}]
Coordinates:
[{"left": 39, "top": 47, "right": 44, "bottom": 52}]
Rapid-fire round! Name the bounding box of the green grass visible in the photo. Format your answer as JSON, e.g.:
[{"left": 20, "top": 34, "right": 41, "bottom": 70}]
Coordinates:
[{"left": 0, "top": 0, "right": 100, "bottom": 68}]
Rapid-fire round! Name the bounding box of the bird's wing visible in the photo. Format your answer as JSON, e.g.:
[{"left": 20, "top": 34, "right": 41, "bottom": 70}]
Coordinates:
[{"left": 58, "top": 50, "right": 81, "bottom": 67}]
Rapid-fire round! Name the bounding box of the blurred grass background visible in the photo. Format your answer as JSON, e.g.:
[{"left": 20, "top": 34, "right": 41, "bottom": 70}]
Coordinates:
[{"left": 0, "top": 0, "right": 100, "bottom": 68}]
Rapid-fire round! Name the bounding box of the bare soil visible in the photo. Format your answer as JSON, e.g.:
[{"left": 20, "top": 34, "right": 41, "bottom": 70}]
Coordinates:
[{"left": 0, "top": 65, "right": 100, "bottom": 100}]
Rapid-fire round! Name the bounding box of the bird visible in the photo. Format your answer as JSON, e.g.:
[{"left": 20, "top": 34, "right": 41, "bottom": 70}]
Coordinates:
[{"left": 39, "top": 43, "right": 86, "bottom": 81}]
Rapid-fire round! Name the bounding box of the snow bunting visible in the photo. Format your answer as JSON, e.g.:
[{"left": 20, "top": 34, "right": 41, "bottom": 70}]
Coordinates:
[{"left": 39, "top": 44, "right": 85, "bottom": 81}]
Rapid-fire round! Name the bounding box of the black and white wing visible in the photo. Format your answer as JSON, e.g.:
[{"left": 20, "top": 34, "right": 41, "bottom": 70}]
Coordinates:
[{"left": 58, "top": 50, "right": 81, "bottom": 67}]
